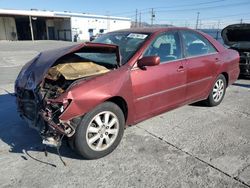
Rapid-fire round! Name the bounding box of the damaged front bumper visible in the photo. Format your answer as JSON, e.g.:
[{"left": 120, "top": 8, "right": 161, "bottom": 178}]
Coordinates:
[
  {"left": 40, "top": 100, "right": 76, "bottom": 137},
  {"left": 14, "top": 42, "right": 120, "bottom": 152},
  {"left": 16, "top": 86, "right": 78, "bottom": 147},
  {"left": 16, "top": 87, "right": 44, "bottom": 130}
]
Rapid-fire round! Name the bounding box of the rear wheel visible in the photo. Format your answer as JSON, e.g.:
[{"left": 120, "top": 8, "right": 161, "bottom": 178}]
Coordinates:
[
  {"left": 205, "top": 74, "right": 226, "bottom": 107},
  {"left": 74, "top": 102, "right": 125, "bottom": 159}
]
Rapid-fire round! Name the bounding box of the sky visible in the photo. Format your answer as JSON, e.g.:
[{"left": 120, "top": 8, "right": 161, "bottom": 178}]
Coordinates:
[{"left": 0, "top": 0, "right": 250, "bottom": 29}]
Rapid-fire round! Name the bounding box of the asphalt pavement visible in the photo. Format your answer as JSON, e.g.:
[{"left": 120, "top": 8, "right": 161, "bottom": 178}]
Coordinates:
[{"left": 0, "top": 40, "right": 249, "bottom": 188}]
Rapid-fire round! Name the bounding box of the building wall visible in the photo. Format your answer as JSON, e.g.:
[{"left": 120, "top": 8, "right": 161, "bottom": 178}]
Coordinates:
[
  {"left": 71, "top": 16, "right": 131, "bottom": 41},
  {"left": 0, "top": 17, "right": 17, "bottom": 40},
  {"left": 109, "top": 19, "right": 131, "bottom": 32},
  {"left": 0, "top": 12, "right": 130, "bottom": 41}
]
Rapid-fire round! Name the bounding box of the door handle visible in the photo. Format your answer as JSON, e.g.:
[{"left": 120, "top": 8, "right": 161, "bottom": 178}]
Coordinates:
[{"left": 177, "top": 65, "right": 184, "bottom": 72}]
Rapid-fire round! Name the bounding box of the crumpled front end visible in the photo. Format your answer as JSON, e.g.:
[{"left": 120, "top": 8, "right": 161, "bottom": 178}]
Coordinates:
[
  {"left": 15, "top": 42, "right": 120, "bottom": 147},
  {"left": 15, "top": 81, "right": 80, "bottom": 147}
]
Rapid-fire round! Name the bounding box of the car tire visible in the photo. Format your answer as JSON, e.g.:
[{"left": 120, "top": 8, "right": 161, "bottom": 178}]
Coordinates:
[
  {"left": 205, "top": 74, "right": 227, "bottom": 107},
  {"left": 74, "top": 102, "right": 125, "bottom": 159}
]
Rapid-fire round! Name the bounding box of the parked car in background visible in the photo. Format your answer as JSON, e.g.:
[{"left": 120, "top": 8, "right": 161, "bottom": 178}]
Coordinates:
[
  {"left": 15, "top": 27, "right": 239, "bottom": 159},
  {"left": 89, "top": 33, "right": 104, "bottom": 41},
  {"left": 222, "top": 23, "right": 250, "bottom": 77}
]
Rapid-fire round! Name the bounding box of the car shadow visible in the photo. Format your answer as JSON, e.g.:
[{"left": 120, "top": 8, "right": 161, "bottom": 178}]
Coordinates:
[
  {"left": 0, "top": 93, "right": 83, "bottom": 165},
  {"left": 233, "top": 82, "right": 250, "bottom": 89},
  {"left": 189, "top": 101, "right": 207, "bottom": 107}
]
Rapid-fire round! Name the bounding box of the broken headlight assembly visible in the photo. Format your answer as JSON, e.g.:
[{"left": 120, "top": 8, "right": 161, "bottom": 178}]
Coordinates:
[{"left": 41, "top": 98, "right": 75, "bottom": 139}]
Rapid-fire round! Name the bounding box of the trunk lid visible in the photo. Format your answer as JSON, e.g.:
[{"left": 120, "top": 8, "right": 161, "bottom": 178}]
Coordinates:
[{"left": 221, "top": 24, "right": 250, "bottom": 50}]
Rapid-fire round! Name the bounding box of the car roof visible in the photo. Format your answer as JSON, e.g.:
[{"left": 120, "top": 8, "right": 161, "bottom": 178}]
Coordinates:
[
  {"left": 110, "top": 27, "right": 189, "bottom": 34},
  {"left": 107, "top": 27, "right": 225, "bottom": 53}
]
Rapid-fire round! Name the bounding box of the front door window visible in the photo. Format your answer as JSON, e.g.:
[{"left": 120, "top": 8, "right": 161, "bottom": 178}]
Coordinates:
[{"left": 143, "top": 32, "right": 182, "bottom": 63}]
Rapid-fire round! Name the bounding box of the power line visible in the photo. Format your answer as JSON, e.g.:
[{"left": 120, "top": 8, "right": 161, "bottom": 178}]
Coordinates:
[
  {"left": 146, "top": 0, "right": 228, "bottom": 11},
  {"left": 109, "top": 0, "right": 229, "bottom": 16},
  {"left": 202, "top": 12, "right": 250, "bottom": 20},
  {"left": 110, "top": 0, "right": 250, "bottom": 20},
  {"left": 107, "top": 0, "right": 250, "bottom": 28},
  {"left": 157, "top": 12, "right": 250, "bottom": 22},
  {"left": 154, "top": 1, "right": 250, "bottom": 13}
]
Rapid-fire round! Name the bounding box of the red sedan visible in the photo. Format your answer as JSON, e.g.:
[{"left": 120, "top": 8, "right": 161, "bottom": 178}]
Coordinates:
[{"left": 15, "top": 27, "right": 240, "bottom": 159}]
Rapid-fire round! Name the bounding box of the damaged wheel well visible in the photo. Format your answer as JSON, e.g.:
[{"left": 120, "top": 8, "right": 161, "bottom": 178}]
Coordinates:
[{"left": 106, "top": 96, "right": 128, "bottom": 122}]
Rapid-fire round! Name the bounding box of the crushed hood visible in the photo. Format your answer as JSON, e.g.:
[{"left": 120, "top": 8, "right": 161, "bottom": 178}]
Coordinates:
[
  {"left": 221, "top": 24, "right": 250, "bottom": 49},
  {"left": 16, "top": 42, "right": 120, "bottom": 90}
]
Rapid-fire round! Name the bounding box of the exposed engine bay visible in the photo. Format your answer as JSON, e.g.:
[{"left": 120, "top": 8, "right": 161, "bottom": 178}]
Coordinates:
[
  {"left": 41, "top": 54, "right": 110, "bottom": 100},
  {"left": 40, "top": 55, "right": 112, "bottom": 146}
]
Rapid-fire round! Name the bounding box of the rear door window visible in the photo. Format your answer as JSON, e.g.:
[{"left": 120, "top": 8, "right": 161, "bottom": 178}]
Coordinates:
[{"left": 180, "top": 30, "right": 217, "bottom": 57}]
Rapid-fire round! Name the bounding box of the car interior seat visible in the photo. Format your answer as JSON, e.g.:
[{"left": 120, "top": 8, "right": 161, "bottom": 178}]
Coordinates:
[
  {"left": 187, "top": 43, "right": 207, "bottom": 56},
  {"left": 157, "top": 43, "right": 176, "bottom": 62}
]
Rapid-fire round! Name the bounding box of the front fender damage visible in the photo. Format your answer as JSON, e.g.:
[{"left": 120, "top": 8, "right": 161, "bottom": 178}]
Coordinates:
[{"left": 39, "top": 88, "right": 114, "bottom": 148}]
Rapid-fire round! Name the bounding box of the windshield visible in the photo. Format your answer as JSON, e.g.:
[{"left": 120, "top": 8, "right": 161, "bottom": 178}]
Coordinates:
[{"left": 94, "top": 32, "right": 149, "bottom": 64}]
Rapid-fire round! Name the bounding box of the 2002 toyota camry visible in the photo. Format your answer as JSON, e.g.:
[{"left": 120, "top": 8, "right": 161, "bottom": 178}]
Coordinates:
[{"left": 15, "top": 27, "right": 239, "bottom": 159}]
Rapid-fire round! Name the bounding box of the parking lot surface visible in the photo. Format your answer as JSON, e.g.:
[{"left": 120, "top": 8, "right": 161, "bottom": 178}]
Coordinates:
[{"left": 0, "top": 41, "right": 249, "bottom": 188}]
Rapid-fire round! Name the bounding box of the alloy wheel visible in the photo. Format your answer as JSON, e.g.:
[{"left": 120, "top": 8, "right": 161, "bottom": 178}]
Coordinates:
[
  {"left": 212, "top": 79, "right": 224, "bottom": 102},
  {"left": 86, "top": 111, "right": 119, "bottom": 151}
]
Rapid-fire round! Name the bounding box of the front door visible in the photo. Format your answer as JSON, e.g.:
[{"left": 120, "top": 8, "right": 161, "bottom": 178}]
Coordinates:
[{"left": 131, "top": 31, "right": 187, "bottom": 121}]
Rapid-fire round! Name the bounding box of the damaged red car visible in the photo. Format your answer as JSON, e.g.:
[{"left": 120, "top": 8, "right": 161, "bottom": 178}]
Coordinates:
[{"left": 15, "top": 27, "right": 240, "bottom": 159}]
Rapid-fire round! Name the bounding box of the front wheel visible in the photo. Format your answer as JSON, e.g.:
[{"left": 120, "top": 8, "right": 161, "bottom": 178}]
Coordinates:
[
  {"left": 205, "top": 74, "right": 226, "bottom": 107},
  {"left": 74, "top": 102, "right": 125, "bottom": 159}
]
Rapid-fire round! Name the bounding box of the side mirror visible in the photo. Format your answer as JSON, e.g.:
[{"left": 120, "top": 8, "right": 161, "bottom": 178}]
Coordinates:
[{"left": 137, "top": 56, "right": 160, "bottom": 68}]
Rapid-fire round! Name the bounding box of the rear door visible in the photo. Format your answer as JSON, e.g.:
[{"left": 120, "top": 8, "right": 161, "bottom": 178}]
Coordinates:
[
  {"left": 131, "top": 31, "right": 187, "bottom": 121},
  {"left": 180, "top": 30, "right": 219, "bottom": 102}
]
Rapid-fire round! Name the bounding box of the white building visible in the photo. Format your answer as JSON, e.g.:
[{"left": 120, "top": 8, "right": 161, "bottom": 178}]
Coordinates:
[{"left": 0, "top": 9, "right": 131, "bottom": 41}]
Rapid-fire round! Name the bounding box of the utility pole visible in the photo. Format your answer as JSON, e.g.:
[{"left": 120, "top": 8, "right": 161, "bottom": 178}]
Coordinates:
[
  {"left": 135, "top": 9, "right": 138, "bottom": 27},
  {"left": 29, "top": 16, "right": 34, "bottom": 41},
  {"left": 195, "top": 12, "right": 200, "bottom": 29},
  {"left": 217, "top": 20, "right": 220, "bottom": 29},
  {"left": 240, "top": 18, "right": 243, "bottom": 24},
  {"left": 216, "top": 20, "right": 220, "bottom": 40},
  {"left": 151, "top": 8, "right": 155, "bottom": 26},
  {"left": 139, "top": 12, "right": 141, "bottom": 27}
]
